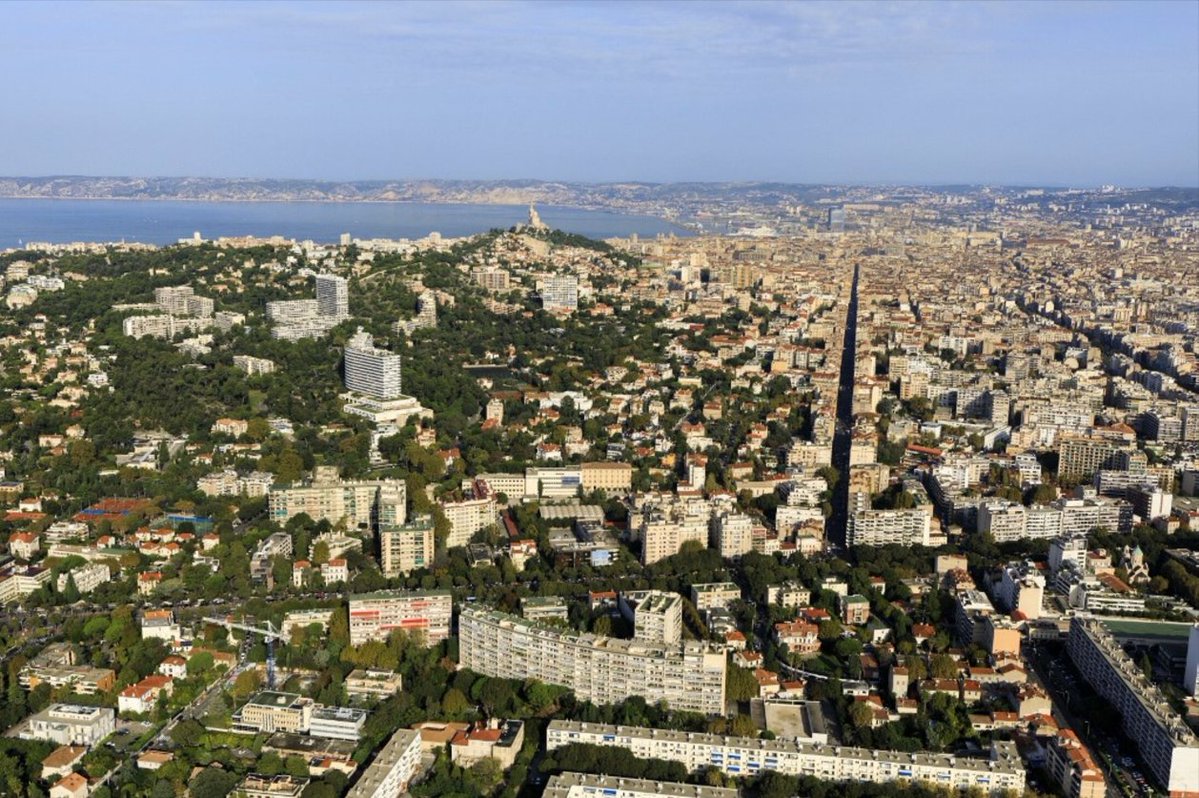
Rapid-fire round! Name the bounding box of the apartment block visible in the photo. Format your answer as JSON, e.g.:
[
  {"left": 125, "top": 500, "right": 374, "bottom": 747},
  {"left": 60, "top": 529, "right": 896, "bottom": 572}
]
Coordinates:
[
  {"left": 22, "top": 704, "right": 116, "bottom": 747},
  {"left": 268, "top": 468, "right": 406, "bottom": 532},
  {"left": 710, "top": 510, "right": 753, "bottom": 559},
  {"left": 344, "top": 328, "right": 402, "bottom": 400},
  {"left": 459, "top": 606, "right": 726, "bottom": 715},
  {"left": 440, "top": 487, "right": 497, "bottom": 549},
  {"left": 619, "top": 590, "right": 683, "bottom": 647},
  {"left": 546, "top": 721, "right": 1024, "bottom": 796},
  {"left": 347, "top": 591, "right": 453, "bottom": 646},
  {"left": 542, "top": 773, "right": 738, "bottom": 798},
  {"left": 344, "top": 728, "right": 423, "bottom": 798},
  {"left": 690, "top": 582, "right": 741, "bottom": 612},
  {"left": 379, "top": 516, "right": 434, "bottom": 577},
  {"left": 846, "top": 507, "right": 931, "bottom": 547},
  {"left": 1066, "top": 617, "right": 1199, "bottom": 795},
  {"left": 1044, "top": 729, "right": 1106, "bottom": 798}
]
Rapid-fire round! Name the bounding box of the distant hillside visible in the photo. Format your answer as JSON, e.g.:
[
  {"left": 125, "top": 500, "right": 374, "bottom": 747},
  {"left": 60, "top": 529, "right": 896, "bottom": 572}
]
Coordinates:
[{"left": 0, "top": 176, "right": 846, "bottom": 207}]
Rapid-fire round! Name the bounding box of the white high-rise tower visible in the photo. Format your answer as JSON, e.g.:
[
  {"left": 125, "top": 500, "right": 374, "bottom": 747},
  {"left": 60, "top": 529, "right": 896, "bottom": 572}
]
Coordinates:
[
  {"left": 1185, "top": 623, "right": 1199, "bottom": 697},
  {"left": 344, "top": 328, "right": 402, "bottom": 400},
  {"left": 316, "top": 274, "right": 349, "bottom": 321}
]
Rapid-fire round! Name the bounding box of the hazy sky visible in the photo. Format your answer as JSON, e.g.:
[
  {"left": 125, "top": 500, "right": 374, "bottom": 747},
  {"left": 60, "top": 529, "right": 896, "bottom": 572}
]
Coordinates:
[{"left": 2, "top": 0, "right": 1196, "bottom": 186}]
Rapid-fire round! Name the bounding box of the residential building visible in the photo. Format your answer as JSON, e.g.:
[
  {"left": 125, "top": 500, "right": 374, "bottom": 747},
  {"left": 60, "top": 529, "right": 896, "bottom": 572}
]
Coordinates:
[
  {"left": 619, "top": 590, "right": 683, "bottom": 647},
  {"left": 773, "top": 621, "right": 820, "bottom": 658},
  {"left": 994, "top": 562, "right": 1046, "bottom": 620},
  {"left": 379, "top": 515, "right": 434, "bottom": 577},
  {"left": 232, "top": 355, "right": 276, "bottom": 376},
  {"left": 344, "top": 328, "right": 402, "bottom": 400},
  {"left": 1044, "top": 729, "right": 1106, "bottom": 798},
  {"left": 542, "top": 274, "right": 579, "bottom": 313},
  {"left": 233, "top": 692, "right": 315, "bottom": 735},
  {"left": 41, "top": 746, "right": 87, "bottom": 781},
  {"left": 235, "top": 774, "right": 309, "bottom": 798},
  {"left": 458, "top": 606, "right": 726, "bottom": 715},
  {"left": 343, "top": 728, "right": 422, "bottom": 798},
  {"left": 690, "top": 582, "right": 741, "bottom": 612},
  {"left": 140, "top": 609, "right": 181, "bottom": 643},
  {"left": 1185, "top": 624, "right": 1199, "bottom": 698},
  {"left": 766, "top": 582, "right": 811, "bottom": 608},
  {"left": 1066, "top": 617, "right": 1199, "bottom": 795},
  {"left": 347, "top": 591, "right": 453, "bottom": 646},
  {"left": 268, "top": 467, "right": 406, "bottom": 531},
  {"left": 541, "top": 773, "right": 737, "bottom": 798},
  {"left": 22, "top": 704, "right": 116, "bottom": 747},
  {"left": 55, "top": 563, "right": 110, "bottom": 595},
  {"left": 546, "top": 721, "right": 1024, "bottom": 796},
  {"left": 49, "top": 772, "right": 89, "bottom": 798},
  {"left": 522, "top": 596, "right": 570, "bottom": 622},
  {"left": 710, "top": 510, "right": 753, "bottom": 559},
  {"left": 449, "top": 720, "right": 525, "bottom": 769},
  {"left": 846, "top": 507, "right": 931, "bottom": 547},
  {"left": 315, "top": 273, "right": 350, "bottom": 321},
  {"left": 118, "top": 675, "right": 174, "bottom": 715},
  {"left": 440, "top": 485, "right": 497, "bottom": 549},
  {"left": 344, "top": 670, "right": 403, "bottom": 700}
]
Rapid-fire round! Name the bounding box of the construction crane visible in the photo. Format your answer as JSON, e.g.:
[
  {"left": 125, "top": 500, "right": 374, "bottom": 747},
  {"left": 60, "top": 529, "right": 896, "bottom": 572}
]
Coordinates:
[{"left": 204, "top": 616, "right": 285, "bottom": 689}]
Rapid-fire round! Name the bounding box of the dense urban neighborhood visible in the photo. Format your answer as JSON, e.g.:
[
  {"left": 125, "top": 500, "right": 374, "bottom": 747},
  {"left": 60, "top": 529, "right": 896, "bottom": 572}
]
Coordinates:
[{"left": 1, "top": 185, "right": 1199, "bottom": 798}]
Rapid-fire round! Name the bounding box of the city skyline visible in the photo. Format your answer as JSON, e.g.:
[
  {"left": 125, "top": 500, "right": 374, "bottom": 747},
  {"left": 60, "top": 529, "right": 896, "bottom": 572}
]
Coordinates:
[{"left": 1, "top": 0, "right": 1196, "bottom": 186}]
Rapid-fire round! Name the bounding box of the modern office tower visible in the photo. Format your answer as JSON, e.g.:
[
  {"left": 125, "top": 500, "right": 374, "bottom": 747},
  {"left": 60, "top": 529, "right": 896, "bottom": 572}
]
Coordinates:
[
  {"left": 347, "top": 591, "right": 453, "bottom": 646},
  {"left": 458, "top": 606, "right": 726, "bottom": 715},
  {"left": 343, "top": 728, "right": 423, "bottom": 798},
  {"left": 845, "top": 506, "right": 932, "bottom": 547},
  {"left": 827, "top": 206, "right": 846, "bottom": 232},
  {"left": 316, "top": 273, "right": 350, "bottom": 320},
  {"left": 542, "top": 274, "right": 579, "bottom": 313},
  {"left": 344, "top": 328, "right": 403, "bottom": 399},
  {"left": 546, "top": 722, "right": 1025, "bottom": 796},
  {"left": 379, "top": 516, "right": 434, "bottom": 577},
  {"left": 267, "top": 467, "right": 406, "bottom": 531},
  {"left": 542, "top": 773, "right": 738, "bottom": 798},
  {"left": 1185, "top": 623, "right": 1199, "bottom": 697},
  {"left": 1066, "top": 617, "right": 1199, "bottom": 795}
]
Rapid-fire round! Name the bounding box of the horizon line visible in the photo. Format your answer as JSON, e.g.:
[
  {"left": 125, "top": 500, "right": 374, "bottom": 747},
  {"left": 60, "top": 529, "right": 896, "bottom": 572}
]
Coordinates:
[{"left": 2, "top": 175, "right": 1198, "bottom": 191}]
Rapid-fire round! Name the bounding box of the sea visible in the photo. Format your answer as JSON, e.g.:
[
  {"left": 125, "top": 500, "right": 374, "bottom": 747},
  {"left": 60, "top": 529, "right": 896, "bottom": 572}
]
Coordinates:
[{"left": 0, "top": 198, "right": 690, "bottom": 248}]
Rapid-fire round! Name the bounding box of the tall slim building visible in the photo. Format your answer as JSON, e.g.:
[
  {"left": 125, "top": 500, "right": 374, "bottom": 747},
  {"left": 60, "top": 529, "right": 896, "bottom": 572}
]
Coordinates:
[
  {"left": 827, "top": 207, "right": 846, "bottom": 232},
  {"left": 316, "top": 274, "right": 350, "bottom": 320},
  {"left": 542, "top": 275, "right": 579, "bottom": 313},
  {"left": 344, "top": 329, "right": 402, "bottom": 399},
  {"left": 1185, "top": 623, "right": 1199, "bottom": 698}
]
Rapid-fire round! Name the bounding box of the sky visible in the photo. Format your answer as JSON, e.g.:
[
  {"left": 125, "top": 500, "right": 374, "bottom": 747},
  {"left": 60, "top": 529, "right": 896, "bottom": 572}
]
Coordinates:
[{"left": 1, "top": 0, "right": 1196, "bottom": 186}]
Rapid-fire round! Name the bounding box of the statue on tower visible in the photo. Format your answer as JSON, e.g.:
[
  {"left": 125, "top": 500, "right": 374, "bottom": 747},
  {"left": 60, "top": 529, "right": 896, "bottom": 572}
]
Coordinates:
[{"left": 527, "top": 203, "right": 547, "bottom": 231}]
